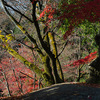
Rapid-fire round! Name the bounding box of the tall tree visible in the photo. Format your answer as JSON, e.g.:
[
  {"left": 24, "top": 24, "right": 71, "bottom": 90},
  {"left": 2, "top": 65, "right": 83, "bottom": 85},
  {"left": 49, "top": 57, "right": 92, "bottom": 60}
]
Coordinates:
[
  {"left": 0, "top": 0, "right": 100, "bottom": 87},
  {"left": 0, "top": 0, "right": 64, "bottom": 87}
]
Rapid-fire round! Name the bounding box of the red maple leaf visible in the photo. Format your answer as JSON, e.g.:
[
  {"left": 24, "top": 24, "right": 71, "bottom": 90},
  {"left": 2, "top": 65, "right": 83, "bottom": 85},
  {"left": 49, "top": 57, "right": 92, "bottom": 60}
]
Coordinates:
[{"left": 64, "top": 51, "right": 97, "bottom": 67}]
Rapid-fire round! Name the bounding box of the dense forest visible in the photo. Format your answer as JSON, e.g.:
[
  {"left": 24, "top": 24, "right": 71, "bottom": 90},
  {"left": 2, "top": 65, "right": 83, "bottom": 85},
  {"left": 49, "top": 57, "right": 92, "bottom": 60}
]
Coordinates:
[{"left": 0, "top": 0, "right": 100, "bottom": 98}]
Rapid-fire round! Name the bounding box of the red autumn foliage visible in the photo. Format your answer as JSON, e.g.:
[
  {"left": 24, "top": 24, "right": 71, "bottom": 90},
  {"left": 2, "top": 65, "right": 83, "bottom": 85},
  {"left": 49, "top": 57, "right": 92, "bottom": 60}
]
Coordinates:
[
  {"left": 0, "top": 44, "right": 40, "bottom": 97},
  {"left": 37, "top": 4, "right": 56, "bottom": 23},
  {"left": 64, "top": 51, "right": 97, "bottom": 67},
  {"left": 58, "top": 0, "right": 100, "bottom": 39},
  {"left": 1, "top": 0, "right": 100, "bottom": 98},
  {"left": 38, "top": 0, "right": 100, "bottom": 39}
]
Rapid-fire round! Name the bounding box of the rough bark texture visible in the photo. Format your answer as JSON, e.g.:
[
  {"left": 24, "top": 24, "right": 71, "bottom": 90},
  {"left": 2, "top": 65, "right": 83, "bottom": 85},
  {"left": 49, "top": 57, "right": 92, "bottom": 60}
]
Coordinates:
[{"left": 1, "top": 0, "right": 64, "bottom": 87}]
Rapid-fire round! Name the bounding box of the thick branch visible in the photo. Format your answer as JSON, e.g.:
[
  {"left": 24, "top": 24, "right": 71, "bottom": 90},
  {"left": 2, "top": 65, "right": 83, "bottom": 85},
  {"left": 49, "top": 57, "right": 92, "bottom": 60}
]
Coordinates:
[
  {"left": 2, "top": 29, "right": 34, "bottom": 50},
  {"left": 1, "top": 0, "right": 44, "bottom": 57},
  {"left": 0, "top": 34, "right": 53, "bottom": 86},
  {"left": 31, "top": 1, "right": 61, "bottom": 83},
  {"left": 0, "top": 35, "right": 43, "bottom": 77},
  {"left": 3, "top": 0, "right": 33, "bottom": 23},
  {"left": 48, "top": 32, "right": 64, "bottom": 81},
  {"left": 1, "top": 0, "right": 55, "bottom": 86}
]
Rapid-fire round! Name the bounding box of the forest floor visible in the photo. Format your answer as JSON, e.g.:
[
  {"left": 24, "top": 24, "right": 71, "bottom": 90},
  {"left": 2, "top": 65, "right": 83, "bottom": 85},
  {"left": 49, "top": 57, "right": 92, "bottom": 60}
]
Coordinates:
[{"left": 1, "top": 82, "right": 100, "bottom": 100}]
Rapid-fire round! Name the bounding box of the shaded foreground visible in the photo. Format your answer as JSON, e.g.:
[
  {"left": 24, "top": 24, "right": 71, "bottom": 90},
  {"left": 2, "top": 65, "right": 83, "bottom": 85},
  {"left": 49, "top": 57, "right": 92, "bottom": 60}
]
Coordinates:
[{"left": 1, "top": 82, "right": 100, "bottom": 100}]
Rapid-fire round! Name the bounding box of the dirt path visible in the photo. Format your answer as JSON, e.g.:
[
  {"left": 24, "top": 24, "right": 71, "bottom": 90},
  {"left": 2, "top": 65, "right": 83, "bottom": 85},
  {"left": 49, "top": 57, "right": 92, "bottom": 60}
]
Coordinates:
[
  {"left": 21, "top": 82, "right": 100, "bottom": 100},
  {"left": 1, "top": 82, "right": 100, "bottom": 100}
]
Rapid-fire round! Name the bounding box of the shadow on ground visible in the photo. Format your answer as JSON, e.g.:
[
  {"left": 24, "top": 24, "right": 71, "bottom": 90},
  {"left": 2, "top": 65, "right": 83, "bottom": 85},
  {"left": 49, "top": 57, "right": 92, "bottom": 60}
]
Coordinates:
[{"left": 21, "top": 82, "right": 100, "bottom": 100}]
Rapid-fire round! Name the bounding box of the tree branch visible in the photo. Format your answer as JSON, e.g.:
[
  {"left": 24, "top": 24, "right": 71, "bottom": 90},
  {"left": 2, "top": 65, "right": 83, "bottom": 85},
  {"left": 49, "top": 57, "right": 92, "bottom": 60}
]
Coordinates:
[
  {"left": 1, "top": 0, "right": 44, "bottom": 57},
  {"left": 0, "top": 35, "right": 43, "bottom": 77},
  {"left": 57, "top": 40, "right": 69, "bottom": 58},
  {"left": 31, "top": 1, "right": 61, "bottom": 83},
  {"left": 48, "top": 32, "right": 64, "bottom": 81},
  {"left": 3, "top": 0, "right": 34, "bottom": 23},
  {"left": 31, "top": 1, "right": 55, "bottom": 59}
]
